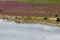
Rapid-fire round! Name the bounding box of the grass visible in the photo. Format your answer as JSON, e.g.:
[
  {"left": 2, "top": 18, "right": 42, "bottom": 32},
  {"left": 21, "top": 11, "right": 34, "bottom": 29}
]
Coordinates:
[
  {"left": 18, "top": 0, "right": 60, "bottom": 4},
  {"left": 0, "top": 14, "right": 60, "bottom": 26}
]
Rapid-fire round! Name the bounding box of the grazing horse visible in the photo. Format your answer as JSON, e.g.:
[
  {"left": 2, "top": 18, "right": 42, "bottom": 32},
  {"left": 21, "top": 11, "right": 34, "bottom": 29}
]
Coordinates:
[{"left": 56, "top": 18, "right": 60, "bottom": 22}]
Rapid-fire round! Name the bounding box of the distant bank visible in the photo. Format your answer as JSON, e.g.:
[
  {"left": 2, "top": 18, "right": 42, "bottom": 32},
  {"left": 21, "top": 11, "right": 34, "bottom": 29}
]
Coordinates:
[{"left": 0, "top": 1, "right": 60, "bottom": 16}]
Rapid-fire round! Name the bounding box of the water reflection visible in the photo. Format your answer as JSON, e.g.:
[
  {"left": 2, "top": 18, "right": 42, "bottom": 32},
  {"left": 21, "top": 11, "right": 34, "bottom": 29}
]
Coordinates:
[{"left": 0, "top": 19, "right": 60, "bottom": 40}]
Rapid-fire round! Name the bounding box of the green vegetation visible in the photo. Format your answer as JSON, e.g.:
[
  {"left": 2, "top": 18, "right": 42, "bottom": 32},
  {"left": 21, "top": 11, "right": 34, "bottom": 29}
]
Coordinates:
[
  {"left": 19, "top": 0, "right": 60, "bottom": 4},
  {"left": 0, "top": 14, "right": 60, "bottom": 26}
]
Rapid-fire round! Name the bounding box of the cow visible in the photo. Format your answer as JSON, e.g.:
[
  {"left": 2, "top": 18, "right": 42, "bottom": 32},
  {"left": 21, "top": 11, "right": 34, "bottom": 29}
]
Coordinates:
[
  {"left": 56, "top": 18, "right": 60, "bottom": 22},
  {"left": 44, "top": 18, "right": 48, "bottom": 20}
]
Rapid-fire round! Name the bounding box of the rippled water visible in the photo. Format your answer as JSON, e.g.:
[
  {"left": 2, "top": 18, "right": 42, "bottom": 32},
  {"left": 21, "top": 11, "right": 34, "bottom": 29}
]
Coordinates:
[{"left": 0, "top": 19, "right": 60, "bottom": 40}]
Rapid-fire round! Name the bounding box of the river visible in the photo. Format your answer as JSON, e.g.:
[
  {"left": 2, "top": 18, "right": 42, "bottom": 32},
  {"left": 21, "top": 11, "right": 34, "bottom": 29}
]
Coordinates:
[{"left": 0, "top": 19, "right": 60, "bottom": 40}]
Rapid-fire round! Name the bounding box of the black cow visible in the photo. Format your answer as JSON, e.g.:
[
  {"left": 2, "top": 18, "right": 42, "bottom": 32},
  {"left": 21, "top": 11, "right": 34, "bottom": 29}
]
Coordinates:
[
  {"left": 44, "top": 18, "right": 48, "bottom": 20},
  {"left": 56, "top": 18, "right": 60, "bottom": 22}
]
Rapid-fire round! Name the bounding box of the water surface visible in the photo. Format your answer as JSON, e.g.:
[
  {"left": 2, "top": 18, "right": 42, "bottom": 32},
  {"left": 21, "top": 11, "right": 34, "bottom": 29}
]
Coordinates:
[{"left": 0, "top": 19, "right": 60, "bottom": 40}]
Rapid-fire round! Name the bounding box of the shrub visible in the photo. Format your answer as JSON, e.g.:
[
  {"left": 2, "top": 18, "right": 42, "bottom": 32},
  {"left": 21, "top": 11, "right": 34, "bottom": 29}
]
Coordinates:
[
  {"left": 55, "top": 14, "right": 58, "bottom": 17},
  {"left": 0, "top": 9, "right": 2, "bottom": 12}
]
